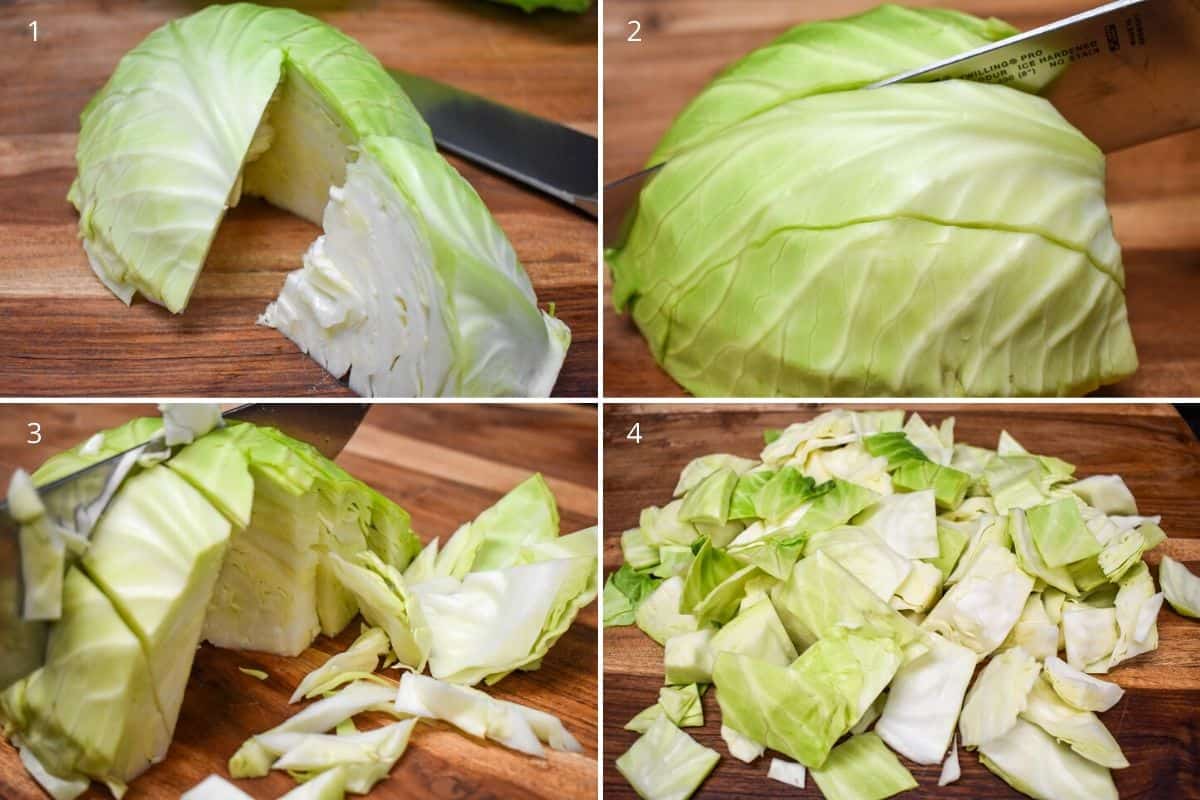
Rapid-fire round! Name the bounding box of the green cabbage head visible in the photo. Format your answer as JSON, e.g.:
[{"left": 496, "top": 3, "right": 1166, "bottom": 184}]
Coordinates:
[
  {"left": 69, "top": 3, "right": 568, "bottom": 397},
  {"left": 608, "top": 4, "right": 1136, "bottom": 397}
]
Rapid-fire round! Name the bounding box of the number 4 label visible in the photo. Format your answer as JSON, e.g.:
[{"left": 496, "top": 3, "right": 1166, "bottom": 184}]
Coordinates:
[{"left": 626, "top": 422, "right": 642, "bottom": 444}]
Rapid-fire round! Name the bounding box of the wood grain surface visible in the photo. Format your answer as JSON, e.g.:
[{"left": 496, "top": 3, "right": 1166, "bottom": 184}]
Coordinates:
[
  {"left": 603, "top": 403, "right": 1200, "bottom": 799},
  {"left": 0, "top": 0, "right": 597, "bottom": 397},
  {"left": 0, "top": 402, "right": 599, "bottom": 799},
  {"left": 602, "top": 0, "right": 1200, "bottom": 398}
]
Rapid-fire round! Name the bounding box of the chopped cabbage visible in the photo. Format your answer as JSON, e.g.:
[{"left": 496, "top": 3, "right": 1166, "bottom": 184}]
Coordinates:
[
  {"left": 1160, "top": 556, "right": 1200, "bottom": 618},
  {"left": 1020, "top": 676, "right": 1127, "bottom": 768},
  {"left": 721, "top": 724, "right": 764, "bottom": 763},
  {"left": 616, "top": 716, "right": 719, "bottom": 800},
  {"left": 875, "top": 633, "right": 975, "bottom": 764},
  {"left": 181, "top": 775, "right": 254, "bottom": 800},
  {"left": 958, "top": 646, "right": 1040, "bottom": 748},
  {"left": 1044, "top": 656, "right": 1125, "bottom": 711},
  {"left": 767, "top": 757, "right": 806, "bottom": 788},
  {"left": 809, "top": 732, "right": 917, "bottom": 800},
  {"left": 291, "top": 627, "right": 390, "bottom": 702},
  {"left": 938, "top": 738, "right": 960, "bottom": 786},
  {"left": 978, "top": 718, "right": 1117, "bottom": 800}
]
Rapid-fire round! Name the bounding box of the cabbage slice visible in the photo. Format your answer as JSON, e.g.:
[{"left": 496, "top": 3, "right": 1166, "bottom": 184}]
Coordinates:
[
  {"left": 290, "top": 627, "right": 390, "bottom": 702},
  {"left": 615, "top": 716, "right": 719, "bottom": 800},
  {"left": 958, "top": 646, "right": 1040, "bottom": 748},
  {"left": 1020, "top": 676, "right": 1128, "bottom": 768},
  {"left": 767, "top": 758, "right": 806, "bottom": 788},
  {"left": 978, "top": 718, "right": 1118, "bottom": 800},
  {"left": 875, "top": 632, "right": 975, "bottom": 765},
  {"left": 1043, "top": 656, "right": 1125, "bottom": 711},
  {"left": 721, "top": 724, "right": 764, "bottom": 763},
  {"left": 923, "top": 544, "right": 1034, "bottom": 659},
  {"left": 1159, "top": 556, "right": 1200, "bottom": 618},
  {"left": 809, "top": 732, "right": 917, "bottom": 800},
  {"left": 181, "top": 775, "right": 255, "bottom": 800}
]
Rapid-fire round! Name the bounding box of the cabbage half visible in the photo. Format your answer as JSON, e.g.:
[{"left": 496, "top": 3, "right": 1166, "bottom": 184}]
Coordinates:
[
  {"left": 607, "top": 4, "right": 1136, "bottom": 397},
  {"left": 69, "top": 3, "right": 568, "bottom": 397}
]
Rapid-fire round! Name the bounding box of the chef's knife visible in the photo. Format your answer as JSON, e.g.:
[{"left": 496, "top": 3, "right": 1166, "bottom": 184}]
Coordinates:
[
  {"left": 604, "top": 0, "right": 1200, "bottom": 245},
  {"left": 0, "top": 402, "right": 369, "bottom": 689},
  {"left": 390, "top": 70, "right": 598, "bottom": 218}
]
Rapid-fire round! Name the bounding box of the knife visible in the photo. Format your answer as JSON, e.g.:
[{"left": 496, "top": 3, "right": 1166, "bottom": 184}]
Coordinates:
[
  {"left": 0, "top": 402, "right": 369, "bottom": 689},
  {"left": 603, "top": 0, "right": 1200, "bottom": 245},
  {"left": 391, "top": 70, "right": 598, "bottom": 218}
]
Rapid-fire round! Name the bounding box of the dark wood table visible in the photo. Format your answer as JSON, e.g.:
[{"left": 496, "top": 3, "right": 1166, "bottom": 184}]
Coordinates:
[
  {"left": 0, "top": 402, "right": 599, "bottom": 799},
  {"left": 0, "top": 0, "right": 597, "bottom": 396},
  {"left": 603, "top": 0, "right": 1200, "bottom": 398},
  {"left": 603, "top": 403, "right": 1200, "bottom": 798}
]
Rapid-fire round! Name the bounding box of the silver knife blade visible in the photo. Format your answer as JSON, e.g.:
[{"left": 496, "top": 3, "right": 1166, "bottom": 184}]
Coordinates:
[
  {"left": 391, "top": 69, "right": 598, "bottom": 218},
  {"left": 871, "top": 0, "right": 1200, "bottom": 152},
  {"left": 603, "top": 0, "right": 1200, "bottom": 246},
  {"left": 0, "top": 402, "right": 369, "bottom": 688}
]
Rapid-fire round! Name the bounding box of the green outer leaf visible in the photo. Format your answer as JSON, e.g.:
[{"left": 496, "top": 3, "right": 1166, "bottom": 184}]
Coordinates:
[
  {"left": 863, "top": 432, "right": 931, "bottom": 470},
  {"left": 926, "top": 520, "right": 970, "bottom": 581},
  {"left": 709, "top": 597, "right": 798, "bottom": 667},
  {"left": 615, "top": 716, "right": 719, "bottom": 800},
  {"left": 892, "top": 461, "right": 970, "bottom": 511},
  {"left": 1009, "top": 509, "right": 1078, "bottom": 596},
  {"left": 603, "top": 565, "right": 662, "bottom": 627},
  {"left": 810, "top": 732, "right": 917, "bottom": 800},
  {"left": 752, "top": 467, "right": 821, "bottom": 523},
  {"left": 729, "top": 470, "right": 775, "bottom": 519}
]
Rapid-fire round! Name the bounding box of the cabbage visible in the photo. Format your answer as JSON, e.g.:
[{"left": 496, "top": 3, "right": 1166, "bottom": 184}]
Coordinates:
[
  {"left": 1020, "top": 676, "right": 1127, "bottom": 768},
  {"left": 680, "top": 541, "right": 758, "bottom": 627},
  {"left": 608, "top": 5, "right": 1133, "bottom": 397},
  {"left": 978, "top": 718, "right": 1118, "bottom": 800},
  {"left": 674, "top": 455, "right": 757, "bottom": 497},
  {"left": 708, "top": 596, "right": 797, "bottom": 667},
  {"left": 7, "top": 469, "right": 63, "bottom": 621},
  {"left": 1043, "top": 656, "right": 1125, "bottom": 711},
  {"left": 279, "top": 767, "right": 346, "bottom": 800},
  {"left": 290, "top": 627, "right": 390, "bottom": 702},
  {"left": 958, "top": 646, "right": 1040, "bottom": 748},
  {"left": 1009, "top": 509, "right": 1078, "bottom": 596},
  {"left": 615, "top": 716, "right": 719, "bottom": 800},
  {"left": 71, "top": 3, "right": 567, "bottom": 397},
  {"left": 159, "top": 403, "right": 223, "bottom": 446},
  {"left": 875, "top": 633, "right": 975, "bottom": 765},
  {"left": 626, "top": 684, "right": 704, "bottom": 732},
  {"left": 635, "top": 576, "right": 699, "bottom": 645},
  {"left": 767, "top": 757, "right": 806, "bottom": 788},
  {"left": 923, "top": 544, "right": 1034, "bottom": 658},
  {"left": 804, "top": 526, "right": 911, "bottom": 602},
  {"left": 1062, "top": 603, "right": 1118, "bottom": 673},
  {"left": 771, "top": 551, "right": 924, "bottom": 658},
  {"left": 1002, "top": 595, "right": 1059, "bottom": 660},
  {"left": 603, "top": 564, "right": 662, "bottom": 627},
  {"left": 181, "top": 775, "right": 254, "bottom": 800},
  {"left": 1107, "top": 562, "right": 1162, "bottom": 669},
  {"left": 1026, "top": 499, "right": 1101, "bottom": 568},
  {"left": 435, "top": 474, "right": 560, "bottom": 577},
  {"left": 678, "top": 467, "right": 738, "bottom": 528},
  {"left": 230, "top": 681, "right": 402, "bottom": 778},
  {"left": 326, "top": 554, "right": 430, "bottom": 671},
  {"left": 664, "top": 629, "right": 717, "bottom": 685},
  {"left": 2, "top": 464, "right": 234, "bottom": 793},
  {"left": 938, "top": 738, "right": 960, "bottom": 786},
  {"left": 809, "top": 732, "right": 917, "bottom": 800},
  {"left": 1160, "top": 556, "right": 1200, "bottom": 618},
  {"left": 854, "top": 490, "right": 939, "bottom": 560},
  {"left": 713, "top": 631, "right": 900, "bottom": 768},
  {"left": 721, "top": 724, "right": 764, "bottom": 763},
  {"left": 1067, "top": 476, "right": 1138, "bottom": 515}
]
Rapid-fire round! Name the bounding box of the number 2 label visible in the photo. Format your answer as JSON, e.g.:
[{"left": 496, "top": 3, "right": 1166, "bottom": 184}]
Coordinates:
[{"left": 627, "top": 20, "right": 642, "bottom": 42}]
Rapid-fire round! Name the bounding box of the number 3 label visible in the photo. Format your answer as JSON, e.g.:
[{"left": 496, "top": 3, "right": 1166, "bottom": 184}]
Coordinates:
[{"left": 27, "top": 422, "right": 41, "bottom": 444}]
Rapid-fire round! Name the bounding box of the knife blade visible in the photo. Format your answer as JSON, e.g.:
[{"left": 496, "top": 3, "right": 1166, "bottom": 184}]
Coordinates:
[
  {"left": 390, "top": 69, "right": 598, "bottom": 218},
  {"left": 603, "top": 0, "right": 1200, "bottom": 246},
  {"left": 0, "top": 402, "right": 370, "bottom": 688}
]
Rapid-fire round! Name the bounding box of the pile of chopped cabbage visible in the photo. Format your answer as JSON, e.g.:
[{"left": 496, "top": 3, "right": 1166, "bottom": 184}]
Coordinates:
[
  {"left": 607, "top": 4, "right": 1136, "bottom": 397},
  {"left": 1, "top": 407, "right": 596, "bottom": 799},
  {"left": 606, "top": 408, "right": 1197, "bottom": 800},
  {"left": 70, "top": 3, "right": 569, "bottom": 397}
]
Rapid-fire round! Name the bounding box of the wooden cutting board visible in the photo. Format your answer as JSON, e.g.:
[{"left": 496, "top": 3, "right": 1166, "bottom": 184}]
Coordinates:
[
  {"left": 602, "top": 0, "right": 1200, "bottom": 398},
  {"left": 603, "top": 403, "right": 1200, "bottom": 799},
  {"left": 0, "top": 0, "right": 597, "bottom": 397},
  {"left": 0, "top": 402, "right": 599, "bottom": 799}
]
